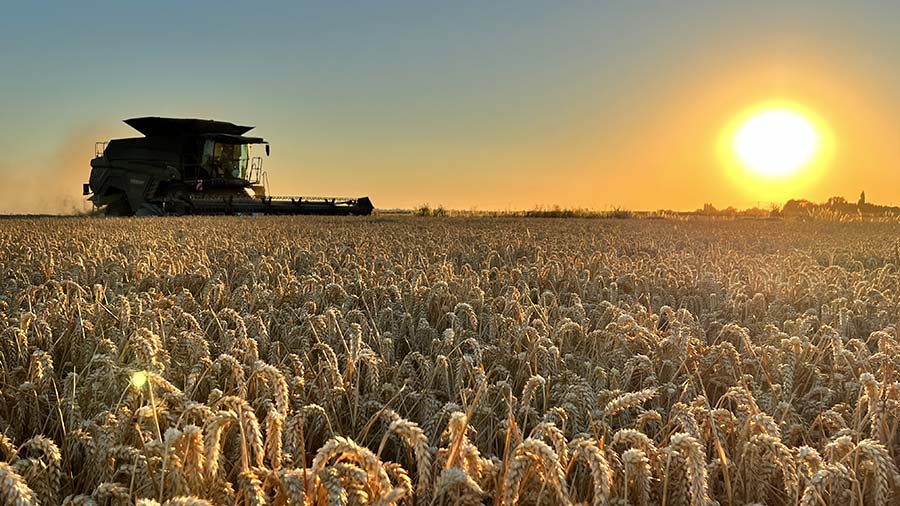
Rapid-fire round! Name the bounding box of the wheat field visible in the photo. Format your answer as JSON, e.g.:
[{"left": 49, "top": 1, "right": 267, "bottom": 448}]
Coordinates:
[{"left": 0, "top": 216, "right": 898, "bottom": 506}]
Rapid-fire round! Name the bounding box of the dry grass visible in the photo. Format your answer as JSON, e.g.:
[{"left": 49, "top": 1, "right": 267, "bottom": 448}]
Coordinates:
[{"left": 1, "top": 215, "right": 900, "bottom": 505}]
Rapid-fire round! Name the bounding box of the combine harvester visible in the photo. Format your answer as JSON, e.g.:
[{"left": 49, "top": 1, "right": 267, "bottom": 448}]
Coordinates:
[{"left": 84, "top": 117, "right": 374, "bottom": 216}]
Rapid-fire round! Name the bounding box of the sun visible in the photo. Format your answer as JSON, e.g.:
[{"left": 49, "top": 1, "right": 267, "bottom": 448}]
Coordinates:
[
  {"left": 731, "top": 107, "right": 821, "bottom": 177},
  {"left": 719, "top": 100, "right": 832, "bottom": 202}
]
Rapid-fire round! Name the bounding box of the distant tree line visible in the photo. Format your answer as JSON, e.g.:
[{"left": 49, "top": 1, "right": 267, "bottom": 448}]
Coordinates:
[{"left": 697, "top": 192, "right": 900, "bottom": 219}]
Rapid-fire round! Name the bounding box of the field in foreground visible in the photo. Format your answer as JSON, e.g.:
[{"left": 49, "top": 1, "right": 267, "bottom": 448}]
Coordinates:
[{"left": 1, "top": 216, "right": 899, "bottom": 506}]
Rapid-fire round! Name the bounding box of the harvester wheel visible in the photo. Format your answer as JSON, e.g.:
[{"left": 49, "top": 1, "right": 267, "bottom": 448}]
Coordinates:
[{"left": 104, "top": 195, "right": 133, "bottom": 216}]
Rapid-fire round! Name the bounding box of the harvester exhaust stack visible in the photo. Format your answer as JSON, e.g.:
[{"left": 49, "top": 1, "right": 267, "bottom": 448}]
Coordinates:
[{"left": 84, "top": 117, "right": 374, "bottom": 216}]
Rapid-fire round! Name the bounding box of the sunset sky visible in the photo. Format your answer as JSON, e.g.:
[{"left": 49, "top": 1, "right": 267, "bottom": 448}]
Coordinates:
[{"left": 2, "top": 1, "right": 900, "bottom": 213}]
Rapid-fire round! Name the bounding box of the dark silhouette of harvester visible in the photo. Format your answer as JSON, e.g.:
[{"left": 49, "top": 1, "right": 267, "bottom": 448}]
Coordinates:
[{"left": 84, "top": 117, "right": 374, "bottom": 216}]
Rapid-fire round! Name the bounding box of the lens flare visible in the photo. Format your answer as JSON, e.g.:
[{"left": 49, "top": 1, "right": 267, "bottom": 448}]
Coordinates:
[{"left": 131, "top": 371, "right": 148, "bottom": 389}]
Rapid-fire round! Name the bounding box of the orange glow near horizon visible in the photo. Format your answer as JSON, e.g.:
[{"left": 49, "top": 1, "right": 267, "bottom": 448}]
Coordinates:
[{"left": 6, "top": 62, "right": 900, "bottom": 214}]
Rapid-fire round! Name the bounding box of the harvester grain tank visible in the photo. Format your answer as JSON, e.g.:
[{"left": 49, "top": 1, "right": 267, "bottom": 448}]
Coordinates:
[{"left": 84, "top": 117, "right": 374, "bottom": 216}]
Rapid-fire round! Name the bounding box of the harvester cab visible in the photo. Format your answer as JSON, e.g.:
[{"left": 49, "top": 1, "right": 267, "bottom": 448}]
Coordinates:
[{"left": 86, "top": 117, "right": 373, "bottom": 216}]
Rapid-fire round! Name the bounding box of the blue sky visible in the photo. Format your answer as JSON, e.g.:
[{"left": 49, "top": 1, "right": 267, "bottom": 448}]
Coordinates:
[{"left": 3, "top": 1, "right": 900, "bottom": 212}]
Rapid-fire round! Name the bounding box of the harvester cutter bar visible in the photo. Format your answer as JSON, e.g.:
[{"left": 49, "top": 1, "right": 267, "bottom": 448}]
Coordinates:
[{"left": 183, "top": 195, "right": 373, "bottom": 216}]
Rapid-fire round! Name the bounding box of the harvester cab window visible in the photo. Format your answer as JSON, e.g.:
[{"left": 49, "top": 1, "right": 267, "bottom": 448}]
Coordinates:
[{"left": 201, "top": 141, "right": 249, "bottom": 179}]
